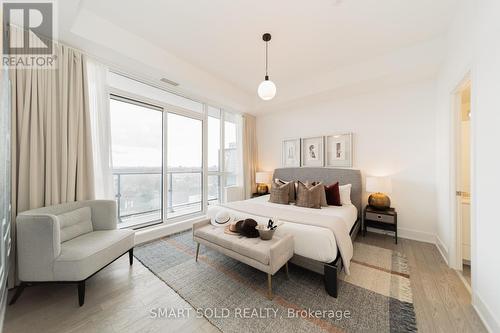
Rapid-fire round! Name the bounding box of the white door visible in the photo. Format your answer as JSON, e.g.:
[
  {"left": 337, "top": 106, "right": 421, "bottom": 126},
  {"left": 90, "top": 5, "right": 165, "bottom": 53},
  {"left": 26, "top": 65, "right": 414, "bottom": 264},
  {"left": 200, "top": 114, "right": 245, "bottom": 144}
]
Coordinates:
[{"left": 458, "top": 84, "right": 471, "bottom": 264}]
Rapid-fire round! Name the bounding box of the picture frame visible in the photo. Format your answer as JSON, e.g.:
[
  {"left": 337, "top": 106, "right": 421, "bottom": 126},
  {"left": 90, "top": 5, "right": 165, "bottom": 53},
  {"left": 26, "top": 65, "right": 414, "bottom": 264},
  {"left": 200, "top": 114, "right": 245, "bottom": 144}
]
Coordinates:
[
  {"left": 325, "top": 132, "right": 353, "bottom": 168},
  {"left": 301, "top": 136, "right": 324, "bottom": 167},
  {"left": 281, "top": 138, "right": 301, "bottom": 167}
]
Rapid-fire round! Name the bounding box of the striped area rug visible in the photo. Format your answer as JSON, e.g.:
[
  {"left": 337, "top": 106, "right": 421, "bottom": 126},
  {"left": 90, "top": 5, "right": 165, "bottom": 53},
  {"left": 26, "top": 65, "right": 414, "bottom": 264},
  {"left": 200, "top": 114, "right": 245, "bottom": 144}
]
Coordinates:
[{"left": 135, "top": 231, "right": 417, "bottom": 333}]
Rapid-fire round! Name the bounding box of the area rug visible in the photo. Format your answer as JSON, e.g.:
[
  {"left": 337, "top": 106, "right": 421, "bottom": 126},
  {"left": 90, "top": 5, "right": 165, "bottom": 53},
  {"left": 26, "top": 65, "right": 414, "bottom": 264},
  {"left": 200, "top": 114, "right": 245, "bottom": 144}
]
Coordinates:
[{"left": 134, "top": 231, "right": 417, "bottom": 333}]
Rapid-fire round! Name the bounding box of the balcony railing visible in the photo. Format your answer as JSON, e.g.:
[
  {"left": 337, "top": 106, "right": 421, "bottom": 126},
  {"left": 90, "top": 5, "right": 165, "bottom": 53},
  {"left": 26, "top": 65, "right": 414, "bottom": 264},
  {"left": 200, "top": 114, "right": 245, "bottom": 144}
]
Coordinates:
[{"left": 113, "top": 168, "right": 219, "bottom": 228}]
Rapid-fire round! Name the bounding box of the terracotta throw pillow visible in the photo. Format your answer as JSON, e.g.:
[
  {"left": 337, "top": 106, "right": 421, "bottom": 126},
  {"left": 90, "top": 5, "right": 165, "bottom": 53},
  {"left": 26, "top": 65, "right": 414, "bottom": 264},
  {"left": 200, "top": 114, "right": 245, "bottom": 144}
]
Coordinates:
[
  {"left": 325, "top": 182, "right": 341, "bottom": 206},
  {"left": 269, "top": 181, "right": 290, "bottom": 205},
  {"left": 275, "top": 178, "right": 296, "bottom": 202},
  {"left": 295, "top": 181, "right": 322, "bottom": 209}
]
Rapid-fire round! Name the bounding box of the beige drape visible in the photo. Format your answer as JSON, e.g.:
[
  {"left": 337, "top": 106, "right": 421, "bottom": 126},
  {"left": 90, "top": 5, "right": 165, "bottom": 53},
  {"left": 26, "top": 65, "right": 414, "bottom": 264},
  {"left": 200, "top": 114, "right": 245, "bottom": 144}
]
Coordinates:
[
  {"left": 242, "top": 114, "right": 258, "bottom": 199},
  {"left": 8, "top": 44, "right": 95, "bottom": 287}
]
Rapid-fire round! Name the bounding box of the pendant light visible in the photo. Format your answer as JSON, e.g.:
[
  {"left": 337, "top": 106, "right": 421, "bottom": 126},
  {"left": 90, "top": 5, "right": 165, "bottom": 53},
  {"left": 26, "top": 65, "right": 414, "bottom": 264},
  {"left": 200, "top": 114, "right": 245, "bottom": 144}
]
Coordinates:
[{"left": 258, "top": 33, "right": 277, "bottom": 101}]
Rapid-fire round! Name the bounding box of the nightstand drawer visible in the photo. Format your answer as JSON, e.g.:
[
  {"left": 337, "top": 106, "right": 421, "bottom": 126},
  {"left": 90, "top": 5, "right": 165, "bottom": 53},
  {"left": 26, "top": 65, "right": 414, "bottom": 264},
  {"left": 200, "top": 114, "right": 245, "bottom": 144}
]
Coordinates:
[{"left": 366, "top": 212, "right": 395, "bottom": 224}]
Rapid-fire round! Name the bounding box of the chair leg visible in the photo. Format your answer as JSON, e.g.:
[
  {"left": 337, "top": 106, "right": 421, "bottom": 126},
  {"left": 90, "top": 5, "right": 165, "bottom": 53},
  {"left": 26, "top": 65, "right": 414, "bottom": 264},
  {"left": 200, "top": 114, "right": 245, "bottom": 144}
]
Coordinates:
[
  {"left": 195, "top": 243, "right": 200, "bottom": 262},
  {"left": 267, "top": 274, "right": 273, "bottom": 300},
  {"left": 9, "top": 282, "right": 27, "bottom": 305},
  {"left": 285, "top": 262, "right": 290, "bottom": 280},
  {"left": 129, "top": 248, "right": 134, "bottom": 265},
  {"left": 78, "top": 281, "right": 85, "bottom": 307}
]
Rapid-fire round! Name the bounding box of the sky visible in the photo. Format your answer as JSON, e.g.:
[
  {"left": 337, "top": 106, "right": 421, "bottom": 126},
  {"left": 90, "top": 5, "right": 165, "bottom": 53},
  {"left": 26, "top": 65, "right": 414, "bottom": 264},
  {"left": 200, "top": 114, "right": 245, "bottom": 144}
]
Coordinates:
[{"left": 110, "top": 99, "right": 236, "bottom": 169}]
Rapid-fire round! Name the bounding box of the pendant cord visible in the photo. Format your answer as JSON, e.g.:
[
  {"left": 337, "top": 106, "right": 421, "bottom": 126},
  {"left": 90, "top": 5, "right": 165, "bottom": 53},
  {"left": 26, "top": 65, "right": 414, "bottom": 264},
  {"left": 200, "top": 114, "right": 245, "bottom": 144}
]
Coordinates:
[{"left": 265, "top": 41, "right": 268, "bottom": 77}]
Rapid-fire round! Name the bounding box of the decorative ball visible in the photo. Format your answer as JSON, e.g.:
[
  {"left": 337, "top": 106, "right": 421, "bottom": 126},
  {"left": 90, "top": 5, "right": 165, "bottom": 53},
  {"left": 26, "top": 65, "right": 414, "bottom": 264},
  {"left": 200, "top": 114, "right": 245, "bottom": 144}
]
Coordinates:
[{"left": 368, "top": 193, "right": 391, "bottom": 210}]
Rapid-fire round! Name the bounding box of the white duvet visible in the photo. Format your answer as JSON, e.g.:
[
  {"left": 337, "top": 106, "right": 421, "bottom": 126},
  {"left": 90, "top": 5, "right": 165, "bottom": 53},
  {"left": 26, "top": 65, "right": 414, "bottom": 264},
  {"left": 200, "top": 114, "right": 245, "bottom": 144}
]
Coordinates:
[{"left": 207, "top": 195, "right": 357, "bottom": 264}]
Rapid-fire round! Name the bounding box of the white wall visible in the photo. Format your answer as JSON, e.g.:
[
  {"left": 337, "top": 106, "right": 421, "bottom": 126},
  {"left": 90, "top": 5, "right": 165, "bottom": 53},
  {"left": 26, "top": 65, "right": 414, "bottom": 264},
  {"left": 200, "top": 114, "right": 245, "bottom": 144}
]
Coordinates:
[
  {"left": 434, "top": 0, "right": 476, "bottom": 265},
  {"left": 473, "top": 1, "right": 500, "bottom": 330},
  {"left": 435, "top": 0, "right": 500, "bottom": 330},
  {"left": 256, "top": 80, "right": 438, "bottom": 242}
]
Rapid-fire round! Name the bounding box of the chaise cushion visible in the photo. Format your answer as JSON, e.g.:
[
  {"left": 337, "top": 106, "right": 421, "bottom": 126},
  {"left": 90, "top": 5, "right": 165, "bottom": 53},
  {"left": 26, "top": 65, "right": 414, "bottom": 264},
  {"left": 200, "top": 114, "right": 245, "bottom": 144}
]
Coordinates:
[
  {"left": 57, "top": 207, "right": 93, "bottom": 242},
  {"left": 54, "top": 229, "right": 135, "bottom": 281},
  {"left": 194, "top": 225, "right": 274, "bottom": 265}
]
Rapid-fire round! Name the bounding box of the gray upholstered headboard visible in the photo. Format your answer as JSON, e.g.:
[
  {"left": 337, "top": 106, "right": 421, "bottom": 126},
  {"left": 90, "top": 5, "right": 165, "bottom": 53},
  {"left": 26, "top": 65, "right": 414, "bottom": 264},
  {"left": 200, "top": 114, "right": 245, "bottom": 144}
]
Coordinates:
[{"left": 273, "top": 167, "right": 362, "bottom": 217}]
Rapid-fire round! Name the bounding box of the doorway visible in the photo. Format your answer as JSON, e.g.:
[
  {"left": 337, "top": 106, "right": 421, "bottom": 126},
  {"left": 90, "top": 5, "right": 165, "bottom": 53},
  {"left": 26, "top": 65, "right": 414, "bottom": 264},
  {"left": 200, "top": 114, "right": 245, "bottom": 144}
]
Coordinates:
[{"left": 454, "top": 78, "right": 472, "bottom": 289}]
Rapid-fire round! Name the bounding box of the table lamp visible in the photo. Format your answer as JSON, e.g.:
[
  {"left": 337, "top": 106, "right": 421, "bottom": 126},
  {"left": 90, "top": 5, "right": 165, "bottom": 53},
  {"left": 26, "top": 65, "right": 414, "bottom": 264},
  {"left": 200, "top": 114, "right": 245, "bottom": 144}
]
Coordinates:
[
  {"left": 366, "top": 176, "right": 392, "bottom": 210},
  {"left": 255, "top": 172, "right": 272, "bottom": 194}
]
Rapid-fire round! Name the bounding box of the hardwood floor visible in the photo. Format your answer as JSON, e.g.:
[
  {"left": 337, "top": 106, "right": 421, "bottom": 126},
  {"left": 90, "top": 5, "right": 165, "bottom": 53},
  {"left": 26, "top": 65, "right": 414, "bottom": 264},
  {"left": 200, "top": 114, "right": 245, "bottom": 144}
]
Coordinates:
[
  {"left": 359, "top": 233, "right": 486, "bottom": 333},
  {"left": 4, "top": 232, "right": 486, "bottom": 333}
]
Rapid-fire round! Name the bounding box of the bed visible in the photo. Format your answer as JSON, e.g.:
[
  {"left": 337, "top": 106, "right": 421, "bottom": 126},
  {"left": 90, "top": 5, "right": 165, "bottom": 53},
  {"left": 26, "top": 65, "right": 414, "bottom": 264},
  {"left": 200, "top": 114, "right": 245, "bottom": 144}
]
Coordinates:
[
  {"left": 207, "top": 167, "right": 362, "bottom": 297},
  {"left": 236, "top": 194, "right": 358, "bottom": 263}
]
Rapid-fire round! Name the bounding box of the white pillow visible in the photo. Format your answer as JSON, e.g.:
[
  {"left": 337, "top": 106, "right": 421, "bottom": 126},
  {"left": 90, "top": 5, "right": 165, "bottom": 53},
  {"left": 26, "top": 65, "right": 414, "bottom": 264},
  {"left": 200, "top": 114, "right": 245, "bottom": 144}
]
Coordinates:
[{"left": 339, "top": 184, "right": 352, "bottom": 205}]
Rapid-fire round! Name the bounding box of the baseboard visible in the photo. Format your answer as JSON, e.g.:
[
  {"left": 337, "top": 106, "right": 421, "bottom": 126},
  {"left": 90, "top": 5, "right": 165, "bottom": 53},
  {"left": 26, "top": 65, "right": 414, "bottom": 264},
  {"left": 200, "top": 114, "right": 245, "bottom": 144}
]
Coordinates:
[
  {"left": 135, "top": 216, "right": 206, "bottom": 245},
  {"left": 473, "top": 292, "right": 500, "bottom": 333},
  {"left": 455, "top": 270, "right": 472, "bottom": 294},
  {"left": 366, "top": 226, "right": 436, "bottom": 244},
  {"left": 435, "top": 235, "right": 449, "bottom": 265}
]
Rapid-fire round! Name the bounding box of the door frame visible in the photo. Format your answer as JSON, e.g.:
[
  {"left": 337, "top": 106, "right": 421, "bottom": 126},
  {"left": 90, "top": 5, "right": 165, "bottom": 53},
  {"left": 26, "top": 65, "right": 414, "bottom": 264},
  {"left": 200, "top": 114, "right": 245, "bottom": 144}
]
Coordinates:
[{"left": 450, "top": 71, "right": 474, "bottom": 282}]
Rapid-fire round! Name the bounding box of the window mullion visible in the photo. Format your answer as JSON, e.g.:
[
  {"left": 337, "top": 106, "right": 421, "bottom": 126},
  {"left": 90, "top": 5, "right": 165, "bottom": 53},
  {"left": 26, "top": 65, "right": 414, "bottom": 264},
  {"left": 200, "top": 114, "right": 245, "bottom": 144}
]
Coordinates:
[
  {"left": 202, "top": 104, "right": 208, "bottom": 214},
  {"left": 220, "top": 110, "right": 226, "bottom": 203},
  {"left": 162, "top": 106, "right": 168, "bottom": 223}
]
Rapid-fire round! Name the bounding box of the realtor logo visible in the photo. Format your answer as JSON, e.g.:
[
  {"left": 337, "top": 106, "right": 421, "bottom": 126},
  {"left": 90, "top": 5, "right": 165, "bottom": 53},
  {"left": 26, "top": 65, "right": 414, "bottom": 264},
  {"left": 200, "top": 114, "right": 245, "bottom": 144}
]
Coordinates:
[
  {"left": 2, "top": 1, "right": 56, "bottom": 68},
  {"left": 3, "top": 2, "right": 53, "bottom": 55}
]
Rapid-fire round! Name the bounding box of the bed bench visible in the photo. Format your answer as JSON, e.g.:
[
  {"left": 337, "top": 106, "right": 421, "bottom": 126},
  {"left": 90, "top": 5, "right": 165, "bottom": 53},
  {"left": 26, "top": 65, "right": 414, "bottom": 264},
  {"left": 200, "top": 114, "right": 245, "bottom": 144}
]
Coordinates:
[{"left": 193, "top": 219, "right": 294, "bottom": 300}]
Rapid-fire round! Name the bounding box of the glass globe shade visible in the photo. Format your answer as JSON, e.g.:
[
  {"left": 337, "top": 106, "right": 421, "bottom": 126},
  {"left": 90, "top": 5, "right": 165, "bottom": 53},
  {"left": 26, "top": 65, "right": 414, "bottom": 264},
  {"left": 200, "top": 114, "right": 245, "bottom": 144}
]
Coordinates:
[{"left": 258, "top": 79, "right": 277, "bottom": 100}]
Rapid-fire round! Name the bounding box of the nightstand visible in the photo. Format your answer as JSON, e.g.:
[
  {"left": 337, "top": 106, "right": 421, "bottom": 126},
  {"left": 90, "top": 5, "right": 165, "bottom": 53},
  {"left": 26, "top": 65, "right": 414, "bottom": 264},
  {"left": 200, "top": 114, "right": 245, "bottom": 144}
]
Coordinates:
[
  {"left": 362, "top": 206, "right": 398, "bottom": 244},
  {"left": 251, "top": 192, "right": 269, "bottom": 198}
]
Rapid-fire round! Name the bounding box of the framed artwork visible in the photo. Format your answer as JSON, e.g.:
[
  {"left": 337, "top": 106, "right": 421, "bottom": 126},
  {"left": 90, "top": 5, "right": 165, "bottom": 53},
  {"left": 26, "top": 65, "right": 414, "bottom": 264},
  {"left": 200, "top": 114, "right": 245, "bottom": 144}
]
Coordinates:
[
  {"left": 325, "top": 133, "right": 353, "bottom": 168},
  {"left": 301, "top": 136, "right": 324, "bottom": 167},
  {"left": 281, "top": 138, "right": 301, "bottom": 167}
]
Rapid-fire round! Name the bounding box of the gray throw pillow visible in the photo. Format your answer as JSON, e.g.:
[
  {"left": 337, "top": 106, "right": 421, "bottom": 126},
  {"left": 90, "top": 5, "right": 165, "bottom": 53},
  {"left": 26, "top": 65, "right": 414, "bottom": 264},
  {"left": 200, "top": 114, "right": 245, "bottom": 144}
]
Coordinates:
[
  {"left": 295, "top": 181, "right": 323, "bottom": 209},
  {"left": 275, "top": 178, "right": 296, "bottom": 202},
  {"left": 269, "top": 181, "right": 290, "bottom": 205}
]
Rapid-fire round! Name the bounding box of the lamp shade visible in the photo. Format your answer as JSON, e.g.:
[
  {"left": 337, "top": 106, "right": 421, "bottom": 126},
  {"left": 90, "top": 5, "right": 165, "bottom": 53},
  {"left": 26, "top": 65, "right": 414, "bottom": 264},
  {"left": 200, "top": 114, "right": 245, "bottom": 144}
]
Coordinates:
[
  {"left": 366, "top": 176, "right": 392, "bottom": 194},
  {"left": 256, "top": 172, "right": 272, "bottom": 184},
  {"left": 257, "top": 80, "right": 277, "bottom": 100}
]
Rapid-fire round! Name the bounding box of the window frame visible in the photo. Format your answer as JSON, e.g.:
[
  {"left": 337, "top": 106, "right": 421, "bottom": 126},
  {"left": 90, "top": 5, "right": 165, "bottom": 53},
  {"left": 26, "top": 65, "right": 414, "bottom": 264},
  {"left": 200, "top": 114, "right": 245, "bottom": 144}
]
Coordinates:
[
  {"left": 109, "top": 87, "right": 210, "bottom": 226},
  {"left": 109, "top": 93, "right": 164, "bottom": 229},
  {"left": 108, "top": 84, "right": 243, "bottom": 228},
  {"left": 165, "top": 106, "right": 205, "bottom": 222},
  {"left": 207, "top": 107, "right": 225, "bottom": 204},
  {"left": 206, "top": 107, "right": 242, "bottom": 204}
]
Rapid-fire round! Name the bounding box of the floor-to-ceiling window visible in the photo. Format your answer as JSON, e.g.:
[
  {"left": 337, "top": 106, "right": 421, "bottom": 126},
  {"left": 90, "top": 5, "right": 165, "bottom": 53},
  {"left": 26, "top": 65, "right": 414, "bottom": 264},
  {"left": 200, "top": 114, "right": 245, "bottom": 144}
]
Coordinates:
[
  {"left": 167, "top": 112, "right": 203, "bottom": 218},
  {"left": 109, "top": 96, "right": 163, "bottom": 228},
  {"left": 207, "top": 106, "right": 222, "bottom": 204},
  {"left": 224, "top": 112, "right": 242, "bottom": 188},
  {"left": 107, "top": 72, "right": 242, "bottom": 228}
]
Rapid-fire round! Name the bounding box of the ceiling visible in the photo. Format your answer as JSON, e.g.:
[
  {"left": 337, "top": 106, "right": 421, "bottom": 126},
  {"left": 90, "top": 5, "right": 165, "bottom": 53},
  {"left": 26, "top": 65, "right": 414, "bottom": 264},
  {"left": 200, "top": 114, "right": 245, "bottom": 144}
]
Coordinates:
[{"left": 59, "top": 0, "right": 459, "bottom": 112}]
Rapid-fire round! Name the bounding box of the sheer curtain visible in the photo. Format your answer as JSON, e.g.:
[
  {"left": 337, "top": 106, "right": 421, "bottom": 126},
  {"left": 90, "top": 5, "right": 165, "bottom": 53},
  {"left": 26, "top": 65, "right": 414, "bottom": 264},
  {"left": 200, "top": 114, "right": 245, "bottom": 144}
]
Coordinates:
[
  {"left": 242, "top": 114, "right": 258, "bottom": 199},
  {"left": 87, "top": 59, "right": 114, "bottom": 199}
]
